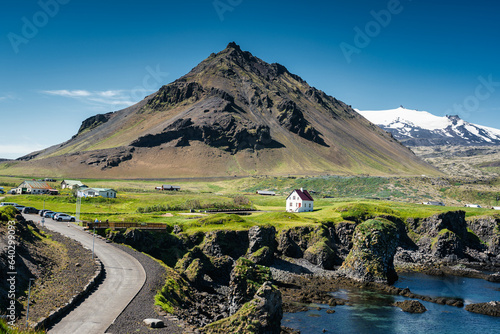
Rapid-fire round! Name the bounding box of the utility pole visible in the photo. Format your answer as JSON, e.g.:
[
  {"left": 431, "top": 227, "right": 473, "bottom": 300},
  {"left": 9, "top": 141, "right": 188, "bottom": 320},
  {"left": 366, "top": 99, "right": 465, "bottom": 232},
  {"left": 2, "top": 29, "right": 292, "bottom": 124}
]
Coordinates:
[
  {"left": 26, "top": 278, "right": 35, "bottom": 328},
  {"left": 92, "top": 226, "right": 96, "bottom": 260},
  {"left": 76, "top": 196, "right": 81, "bottom": 224}
]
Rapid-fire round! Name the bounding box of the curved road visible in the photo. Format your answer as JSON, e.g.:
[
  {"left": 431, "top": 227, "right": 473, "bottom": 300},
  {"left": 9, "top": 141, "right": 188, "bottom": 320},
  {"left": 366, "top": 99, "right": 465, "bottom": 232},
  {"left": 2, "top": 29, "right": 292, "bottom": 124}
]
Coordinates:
[{"left": 24, "top": 214, "right": 146, "bottom": 334}]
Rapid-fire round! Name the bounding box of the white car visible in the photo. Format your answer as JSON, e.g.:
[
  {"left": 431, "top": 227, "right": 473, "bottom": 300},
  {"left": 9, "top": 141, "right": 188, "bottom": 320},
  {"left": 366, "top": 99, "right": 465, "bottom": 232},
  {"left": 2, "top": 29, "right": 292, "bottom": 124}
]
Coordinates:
[{"left": 53, "top": 213, "right": 76, "bottom": 222}]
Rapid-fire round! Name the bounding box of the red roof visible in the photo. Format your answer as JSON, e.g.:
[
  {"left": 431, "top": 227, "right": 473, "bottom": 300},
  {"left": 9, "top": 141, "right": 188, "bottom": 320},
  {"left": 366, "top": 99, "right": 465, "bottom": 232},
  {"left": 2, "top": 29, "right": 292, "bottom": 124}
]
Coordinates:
[{"left": 292, "top": 189, "right": 314, "bottom": 201}]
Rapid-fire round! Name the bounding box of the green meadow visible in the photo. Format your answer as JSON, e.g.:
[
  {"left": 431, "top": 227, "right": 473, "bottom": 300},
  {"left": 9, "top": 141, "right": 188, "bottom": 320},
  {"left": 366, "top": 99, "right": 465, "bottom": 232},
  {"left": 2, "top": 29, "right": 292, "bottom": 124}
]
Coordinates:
[{"left": 1, "top": 174, "right": 498, "bottom": 234}]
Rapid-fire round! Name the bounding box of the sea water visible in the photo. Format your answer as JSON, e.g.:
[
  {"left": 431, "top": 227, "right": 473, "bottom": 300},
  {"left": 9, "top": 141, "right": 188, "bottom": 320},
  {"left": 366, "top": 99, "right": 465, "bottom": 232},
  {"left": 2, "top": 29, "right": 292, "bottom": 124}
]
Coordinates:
[{"left": 282, "top": 273, "right": 500, "bottom": 334}]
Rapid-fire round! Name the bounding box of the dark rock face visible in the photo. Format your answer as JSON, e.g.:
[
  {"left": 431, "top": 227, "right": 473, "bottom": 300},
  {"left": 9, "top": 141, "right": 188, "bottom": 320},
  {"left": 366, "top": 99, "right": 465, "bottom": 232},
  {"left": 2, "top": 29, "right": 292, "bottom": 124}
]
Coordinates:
[
  {"left": 246, "top": 226, "right": 277, "bottom": 265},
  {"left": 397, "top": 211, "right": 497, "bottom": 265},
  {"left": 340, "top": 218, "right": 399, "bottom": 284},
  {"left": 431, "top": 230, "right": 464, "bottom": 260},
  {"left": 415, "top": 211, "right": 468, "bottom": 239},
  {"left": 465, "top": 301, "right": 500, "bottom": 317},
  {"left": 147, "top": 82, "right": 205, "bottom": 110},
  {"left": 467, "top": 216, "right": 500, "bottom": 260},
  {"left": 131, "top": 113, "right": 282, "bottom": 154},
  {"left": 204, "top": 281, "right": 282, "bottom": 334},
  {"left": 394, "top": 300, "right": 427, "bottom": 313},
  {"left": 277, "top": 223, "right": 352, "bottom": 268},
  {"left": 228, "top": 258, "right": 273, "bottom": 315},
  {"left": 276, "top": 99, "right": 327, "bottom": 146},
  {"left": 77, "top": 112, "right": 113, "bottom": 134},
  {"left": 201, "top": 230, "right": 249, "bottom": 259},
  {"left": 82, "top": 147, "right": 134, "bottom": 169}
]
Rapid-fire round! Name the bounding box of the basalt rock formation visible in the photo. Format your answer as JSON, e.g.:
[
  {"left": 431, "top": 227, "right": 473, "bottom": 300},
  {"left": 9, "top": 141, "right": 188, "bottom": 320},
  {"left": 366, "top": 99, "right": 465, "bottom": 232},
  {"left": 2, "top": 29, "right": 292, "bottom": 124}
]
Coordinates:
[{"left": 339, "top": 218, "right": 400, "bottom": 284}]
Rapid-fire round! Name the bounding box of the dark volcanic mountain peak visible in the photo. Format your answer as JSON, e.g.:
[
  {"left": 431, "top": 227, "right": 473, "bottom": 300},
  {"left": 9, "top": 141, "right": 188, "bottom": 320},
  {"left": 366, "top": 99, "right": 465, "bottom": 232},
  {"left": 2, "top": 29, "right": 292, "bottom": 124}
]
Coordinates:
[{"left": 15, "top": 43, "right": 439, "bottom": 178}]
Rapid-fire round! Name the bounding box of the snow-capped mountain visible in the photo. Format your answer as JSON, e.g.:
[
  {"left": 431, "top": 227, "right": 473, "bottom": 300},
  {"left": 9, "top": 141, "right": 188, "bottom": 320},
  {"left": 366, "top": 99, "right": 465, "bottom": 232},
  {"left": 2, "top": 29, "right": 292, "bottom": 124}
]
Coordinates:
[{"left": 357, "top": 107, "right": 500, "bottom": 146}]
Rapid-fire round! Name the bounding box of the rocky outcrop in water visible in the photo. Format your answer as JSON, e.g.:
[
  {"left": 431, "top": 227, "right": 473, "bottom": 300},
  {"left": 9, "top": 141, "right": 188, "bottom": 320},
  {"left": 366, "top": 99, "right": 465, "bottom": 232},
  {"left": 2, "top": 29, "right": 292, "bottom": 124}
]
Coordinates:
[
  {"left": 465, "top": 301, "right": 500, "bottom": 317},
  {"left": 394, "top": 300, "right": 427, "bottom": 313},
  {"left": 340, "top": 218, "right": 399, "bottom": 284}
]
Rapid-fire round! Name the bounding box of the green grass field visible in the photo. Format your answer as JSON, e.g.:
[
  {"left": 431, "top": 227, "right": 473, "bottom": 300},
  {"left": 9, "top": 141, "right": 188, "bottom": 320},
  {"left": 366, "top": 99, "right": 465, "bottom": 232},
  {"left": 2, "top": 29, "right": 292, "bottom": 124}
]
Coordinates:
[{"left": 1, "top": 174, "right": 498, "bottom": 234}]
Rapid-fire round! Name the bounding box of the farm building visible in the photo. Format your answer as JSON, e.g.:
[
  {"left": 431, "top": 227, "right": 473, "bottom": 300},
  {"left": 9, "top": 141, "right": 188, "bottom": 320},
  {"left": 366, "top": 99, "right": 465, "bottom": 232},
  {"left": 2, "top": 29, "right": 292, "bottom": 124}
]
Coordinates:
[
  {"left": 16, "top": 181, "right": 57, "bottom": 195},
  {"left": 423, "top": 201, "right": 445, "bottom": 206},
  {"left": 286, "top": 188, "right": 314, "bottom": 213},
  {"left": 61, "top": 180, "right": 87, "bottom": 189},
  {"left": 257, "top": 190, "right": 276, "bottom": 196},
  {"left": 156, "top": 185, "right": 181, "bottom": 191},
  {"left": 77, "top": 188, "right": 117, "bottom": 198}
]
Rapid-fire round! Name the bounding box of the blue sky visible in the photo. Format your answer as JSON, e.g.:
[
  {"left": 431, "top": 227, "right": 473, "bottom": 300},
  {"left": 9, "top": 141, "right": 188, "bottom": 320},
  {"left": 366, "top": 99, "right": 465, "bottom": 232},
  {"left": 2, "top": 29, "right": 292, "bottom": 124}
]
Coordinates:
[{"left": 1, "top": 0, "right": 499, "bottom": 159}]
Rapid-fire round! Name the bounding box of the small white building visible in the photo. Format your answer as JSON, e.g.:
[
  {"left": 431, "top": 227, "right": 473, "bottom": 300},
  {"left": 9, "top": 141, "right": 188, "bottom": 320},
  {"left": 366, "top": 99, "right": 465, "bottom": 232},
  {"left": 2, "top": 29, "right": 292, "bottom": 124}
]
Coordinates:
[
  {"left": 77, "top": 188, "right": 117, "bottom": 198},
  {"left": 61, "top": 180, "right": 86, "bottom": 189},
  {"left": 286, "top": 188, "right": 314, "bottom": 213}
]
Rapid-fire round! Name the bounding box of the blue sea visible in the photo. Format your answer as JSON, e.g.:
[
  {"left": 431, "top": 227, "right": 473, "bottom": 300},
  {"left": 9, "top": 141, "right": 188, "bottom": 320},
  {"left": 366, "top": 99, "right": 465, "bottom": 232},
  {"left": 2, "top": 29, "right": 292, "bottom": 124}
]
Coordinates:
[{"left": 282, "top": 272, "right": 500, "bottom": 334}]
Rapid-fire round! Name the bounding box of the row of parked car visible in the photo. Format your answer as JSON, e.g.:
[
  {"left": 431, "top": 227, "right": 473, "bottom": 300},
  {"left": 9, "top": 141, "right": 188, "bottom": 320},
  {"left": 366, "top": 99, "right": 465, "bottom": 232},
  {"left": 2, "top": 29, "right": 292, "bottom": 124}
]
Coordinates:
[{"left": 0, "top": 202, "right": 76, "bottom": 222}]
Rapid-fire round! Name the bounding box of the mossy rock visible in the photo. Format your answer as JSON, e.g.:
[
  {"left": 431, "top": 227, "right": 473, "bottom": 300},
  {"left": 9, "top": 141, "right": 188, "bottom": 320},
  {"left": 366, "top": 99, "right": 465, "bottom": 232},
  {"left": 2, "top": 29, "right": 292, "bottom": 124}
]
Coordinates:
[
  {"left": 154, "top": 265, "right": 194, "bottom": 314},
  {"left": 340, "top": 218, "right": 399, "bottom": 284},
  {"left": 304, "top": 240, "right": 336, "bottom": 269},
  {"left": 247, "top": 246, "right": 273, "bottom": 266}
]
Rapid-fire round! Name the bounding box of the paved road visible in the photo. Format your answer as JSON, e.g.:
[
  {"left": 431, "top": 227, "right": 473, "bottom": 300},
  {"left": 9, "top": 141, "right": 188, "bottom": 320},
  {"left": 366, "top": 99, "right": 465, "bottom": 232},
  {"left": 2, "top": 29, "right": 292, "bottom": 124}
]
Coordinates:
[{"left": 24, "top": 214, "right": 146, "bottom": 334}]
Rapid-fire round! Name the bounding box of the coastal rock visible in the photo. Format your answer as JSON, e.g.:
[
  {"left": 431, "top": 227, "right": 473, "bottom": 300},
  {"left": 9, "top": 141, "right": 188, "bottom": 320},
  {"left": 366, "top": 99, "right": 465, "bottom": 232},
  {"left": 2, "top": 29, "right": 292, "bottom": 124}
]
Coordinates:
[
  {"left": 201, "top": 230, "right": 249, "bottom": 259},
  {"left": 303, "top": 241, "right": 336, "bottom": 270},
  {"left": 339, "top": 218, "right": 399, "bottom": 284},
  {"left": 394, "top": 300, "right": 427, "bottom": 313},
  {"left": 415, "top": 211, "right": 468, "bottom": 240},
  {"left": 277, "top": 223, "right": 345, "bottom": 267},
  {"left": 246, "top": 226, "right": 277, "bottom": 265},
  {"left": 465, "top": 301, "right": 500, "bottom": 317},
  {"left": 228, "top": 258, "right": 273, "bottom": 315},
  {"left": 203, "top": 281, "right": 282, "bottom": 334},
  {"left": 467, "top": 216, "right": 500, "bottom": 258},
  {"left": 431, "top": 230, "right": 464, "bottom": 259}
]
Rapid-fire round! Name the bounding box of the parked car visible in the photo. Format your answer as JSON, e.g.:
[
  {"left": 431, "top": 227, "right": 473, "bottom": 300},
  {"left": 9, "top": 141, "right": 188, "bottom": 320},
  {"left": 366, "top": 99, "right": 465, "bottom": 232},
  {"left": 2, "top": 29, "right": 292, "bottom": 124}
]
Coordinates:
[
  {"left": 43, "top": 211, "right": 56, "bottom": 218},
  {"left": 0, "top": 190, "right": 4, "bottom": 194},
  {"left": 7, "top": 189, "right": 16, "bottom": 195},
  {"left": 53, "top": 213, "right": 76, "bottom": 222},
  {"left": 13, "top": 205, "right": 25, "bottom": 212},
  {"left": 39, "top": 209, "right": 50, "bottom": 217},
  {"left": 0, "top": 202, "right": 18, "bottom": 207},
  {"left": 22, "top": 207, "right": 39, "bottom": 214}
]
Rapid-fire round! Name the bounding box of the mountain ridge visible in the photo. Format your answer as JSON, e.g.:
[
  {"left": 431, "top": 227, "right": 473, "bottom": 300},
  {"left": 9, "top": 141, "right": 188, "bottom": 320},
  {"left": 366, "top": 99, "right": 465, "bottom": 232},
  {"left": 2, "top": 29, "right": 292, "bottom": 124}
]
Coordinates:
[
  {"left": 10, "top": 43, "right": 439, "bottom": 178},
  {"left": 358, "top": 107, "right": 500, "bottom": 146}
]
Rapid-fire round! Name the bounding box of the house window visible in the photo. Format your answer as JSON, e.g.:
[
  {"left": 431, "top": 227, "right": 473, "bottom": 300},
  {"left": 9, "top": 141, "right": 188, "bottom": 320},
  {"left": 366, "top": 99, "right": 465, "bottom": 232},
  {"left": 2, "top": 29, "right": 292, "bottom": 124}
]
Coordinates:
[{"left": 289, "top": 202, "right": 292, "bottom": 207}]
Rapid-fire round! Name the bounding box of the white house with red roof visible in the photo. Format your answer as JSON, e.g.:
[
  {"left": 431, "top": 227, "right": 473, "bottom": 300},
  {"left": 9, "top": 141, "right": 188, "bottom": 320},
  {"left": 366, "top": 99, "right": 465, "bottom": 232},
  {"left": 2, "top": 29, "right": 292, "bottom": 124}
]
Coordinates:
[{"left": 286, "top": 188, "right": 314, "bottom": 213}]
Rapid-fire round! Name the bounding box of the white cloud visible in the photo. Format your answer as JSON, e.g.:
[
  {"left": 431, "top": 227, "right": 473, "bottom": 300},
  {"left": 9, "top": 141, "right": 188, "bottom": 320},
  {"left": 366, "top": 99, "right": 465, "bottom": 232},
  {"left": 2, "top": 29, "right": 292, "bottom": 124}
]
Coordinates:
[
  {"left": 0, "top": 94, "right": 15, "bottom": 101},
  {"left": 40, "top": 88, "right": 153, "bottom": 108}
]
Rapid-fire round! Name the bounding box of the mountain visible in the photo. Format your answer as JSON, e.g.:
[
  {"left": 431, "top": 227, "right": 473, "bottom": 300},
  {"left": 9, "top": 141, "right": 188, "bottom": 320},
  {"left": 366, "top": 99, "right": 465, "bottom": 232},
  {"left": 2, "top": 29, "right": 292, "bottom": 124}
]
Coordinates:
[
  {"left": 358, "top": 107, "right": 500, "bottom": 146},
  {"left": 10, "top": 43, "right": 438, "bottom": 178}
]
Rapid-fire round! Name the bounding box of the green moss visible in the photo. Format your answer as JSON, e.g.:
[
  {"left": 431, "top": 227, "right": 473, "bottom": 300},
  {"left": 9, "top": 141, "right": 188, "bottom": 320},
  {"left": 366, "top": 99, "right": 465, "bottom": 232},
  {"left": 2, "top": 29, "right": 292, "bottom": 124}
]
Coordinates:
[
  {"left": 0, "top": 319, "right": 45, "bottom": 334},
  {"left": 233, "top": 258, "right": 273, "bottom": 293},
  {"left": 0, "top": 206, "right": 18, "bottom": 222},
  {"left": 154, "top": 265, "right": 193, "bottom": 314},
  {"left": 203, "top": 298, "right": 260, "bottom": 334}
]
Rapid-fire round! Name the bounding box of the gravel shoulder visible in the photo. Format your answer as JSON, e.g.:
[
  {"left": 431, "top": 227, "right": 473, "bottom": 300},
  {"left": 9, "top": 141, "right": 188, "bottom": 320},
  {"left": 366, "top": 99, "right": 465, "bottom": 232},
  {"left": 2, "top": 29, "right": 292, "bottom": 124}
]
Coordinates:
[{"left": 105, "top": 244, "right": 187, "bottom": 334}]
